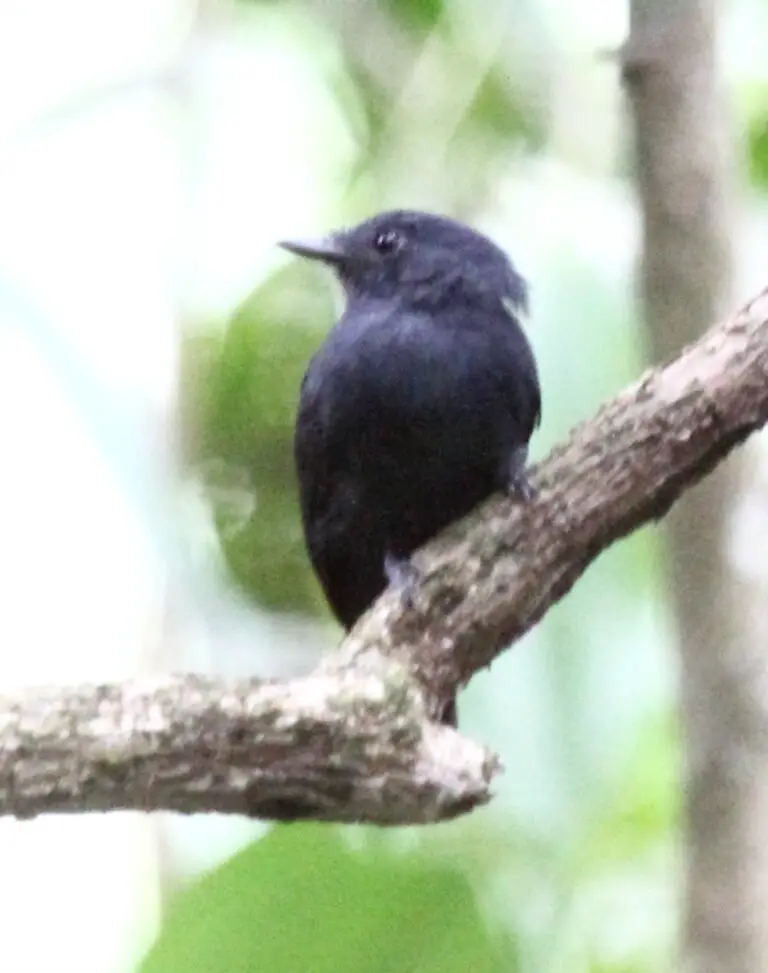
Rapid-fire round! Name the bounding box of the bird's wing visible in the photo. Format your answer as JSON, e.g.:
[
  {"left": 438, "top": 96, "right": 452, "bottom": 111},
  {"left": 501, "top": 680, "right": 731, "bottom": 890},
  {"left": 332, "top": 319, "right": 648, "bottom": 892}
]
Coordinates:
[
  {"left": 293, "top": 361, "right": 366, "bottom": 539},
  {"left": 294, "top": 366, "right": 383, "bottom": 629},
  {"left": 499, "top": 296, "right": 541, "bottom": 432},
  {"left": 294, "top": 368, "right": 334, "bottom": 525}
]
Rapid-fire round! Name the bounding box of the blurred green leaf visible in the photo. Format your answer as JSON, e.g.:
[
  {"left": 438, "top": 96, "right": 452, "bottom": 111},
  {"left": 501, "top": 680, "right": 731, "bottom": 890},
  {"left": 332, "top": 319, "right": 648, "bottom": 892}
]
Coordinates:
[
  {"left": 573, "top": 713, "right": 679, "bottom": 872},
  {"left": 140, "top": 826, "right": 519, "bottom": 973},
  {"left": 381, "top": 0, "right": 445, "bottom": 31},
  {"left": 190, "top": 268, "right": 330, "bottom": 466},
  {"left": 748, "top": 111, "right": 768, "bottom": 190},
  {"left": 469, "top": 69, "right": 545, "bottom": 147},
  {"left": 183, "top": 266, "right": 334, "bottom": 618}
]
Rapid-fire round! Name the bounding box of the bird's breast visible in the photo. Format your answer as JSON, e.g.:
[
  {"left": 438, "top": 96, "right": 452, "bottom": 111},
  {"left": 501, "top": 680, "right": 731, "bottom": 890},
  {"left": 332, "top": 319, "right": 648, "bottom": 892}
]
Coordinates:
[{"left": 317, "top": 320, "right": 501, "bottom": 459}]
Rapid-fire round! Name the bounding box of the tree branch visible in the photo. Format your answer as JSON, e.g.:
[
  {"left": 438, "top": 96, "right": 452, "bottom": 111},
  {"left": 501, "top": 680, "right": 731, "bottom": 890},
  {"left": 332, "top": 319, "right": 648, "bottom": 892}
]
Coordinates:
[
  {"left": 0, "top": 673, "right": 495, "bottom": 824},
  {"left": 3, "top": 284, "right": 768, "bottom": 826}
]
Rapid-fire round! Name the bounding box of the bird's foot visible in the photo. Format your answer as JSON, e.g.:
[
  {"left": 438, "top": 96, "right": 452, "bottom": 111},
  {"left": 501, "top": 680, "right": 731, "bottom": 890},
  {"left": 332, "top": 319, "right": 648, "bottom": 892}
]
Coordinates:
[
  {"left": 440, "top": 696, "right": 458, "bottom": 727},
  {"left": 384, "top": 552, "right": 421, "bottom": 611},
  {"left": 505, "top": 446, "right": 537, "bottom": 502},
  {"left": 508, "top": 468, "right": 536, "bottom": 502}
]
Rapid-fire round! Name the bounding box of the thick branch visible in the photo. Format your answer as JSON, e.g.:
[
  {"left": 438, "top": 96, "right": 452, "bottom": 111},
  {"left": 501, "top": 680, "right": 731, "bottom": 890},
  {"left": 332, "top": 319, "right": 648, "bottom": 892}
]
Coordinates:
[
  {"left": 0, "top": 672, "right": 495, "bottom": 824},
  {"left": 2, "top": 284, "right": 768, "bottom": 825}
]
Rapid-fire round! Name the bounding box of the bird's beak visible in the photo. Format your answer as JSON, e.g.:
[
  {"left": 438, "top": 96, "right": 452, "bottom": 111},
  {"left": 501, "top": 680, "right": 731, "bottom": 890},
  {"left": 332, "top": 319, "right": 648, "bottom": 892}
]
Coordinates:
[{"left": 278, "top": 235, "right": 346, "bottom": 265}]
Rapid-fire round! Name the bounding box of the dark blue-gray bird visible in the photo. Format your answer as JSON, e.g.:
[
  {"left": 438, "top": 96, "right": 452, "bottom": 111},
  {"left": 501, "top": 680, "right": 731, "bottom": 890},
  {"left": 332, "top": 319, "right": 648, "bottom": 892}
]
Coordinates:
[{"left": 281, "top": 211, "right": 540, "bottom": 720}]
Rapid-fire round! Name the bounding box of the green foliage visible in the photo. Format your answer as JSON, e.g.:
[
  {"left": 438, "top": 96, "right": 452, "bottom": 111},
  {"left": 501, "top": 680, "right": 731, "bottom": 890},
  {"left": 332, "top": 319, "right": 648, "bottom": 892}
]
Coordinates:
[
  {"left": 283, "top": 0, "right": 547, "bottom": 214},
  {"left": 140, "top": 826, "right": 519, "bottom": 973},
  {"left": 748, "top": 109, "right": 768, "bottom": 189},
  {"left": 735, "top": 76, "right": 768, "bottom": 190},
  {"left": 184, "top": 266, "right": 334, "bottom": 618},
  {"left": 581, "top": 714, "right": 679, "bottom": 866},
  {"left": 381, "top": 0, "right": 444, "bottom": 31}
]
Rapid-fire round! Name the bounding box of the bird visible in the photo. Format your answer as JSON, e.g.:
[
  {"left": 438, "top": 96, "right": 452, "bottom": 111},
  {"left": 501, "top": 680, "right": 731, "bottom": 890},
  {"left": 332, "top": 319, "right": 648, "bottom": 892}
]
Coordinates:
[{"left": 280, "top": 210, "right": 540, "bottom": 723}]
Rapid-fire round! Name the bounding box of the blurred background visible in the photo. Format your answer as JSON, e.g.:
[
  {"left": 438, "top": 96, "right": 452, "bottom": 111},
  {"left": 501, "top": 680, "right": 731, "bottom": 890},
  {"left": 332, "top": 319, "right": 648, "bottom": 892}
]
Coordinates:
[{"left": 0, "top": 0, "right": 767, "bottom": 971}]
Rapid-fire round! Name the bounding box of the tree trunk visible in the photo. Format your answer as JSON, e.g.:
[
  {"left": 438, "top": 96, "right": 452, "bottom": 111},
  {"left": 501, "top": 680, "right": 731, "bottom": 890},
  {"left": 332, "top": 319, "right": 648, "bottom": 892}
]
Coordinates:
[{"left": 625, "top": 3, "right": 768, "bottom": 971}]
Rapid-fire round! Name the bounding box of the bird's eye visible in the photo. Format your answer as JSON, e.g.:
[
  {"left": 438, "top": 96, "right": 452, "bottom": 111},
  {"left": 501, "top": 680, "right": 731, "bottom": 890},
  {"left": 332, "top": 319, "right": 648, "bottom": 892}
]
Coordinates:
[{"left": 373, "top": 229, "right": 402, "bottom": 254}]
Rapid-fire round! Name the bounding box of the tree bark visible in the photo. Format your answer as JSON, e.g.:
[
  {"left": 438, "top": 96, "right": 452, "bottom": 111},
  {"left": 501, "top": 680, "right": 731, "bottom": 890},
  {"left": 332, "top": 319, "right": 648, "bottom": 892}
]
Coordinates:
[
  {"left": 623, "top": 3, "right": 768, "bottom": 971},
  {"left": 0, "top": 284, "right": 767, "bottom": 825}
]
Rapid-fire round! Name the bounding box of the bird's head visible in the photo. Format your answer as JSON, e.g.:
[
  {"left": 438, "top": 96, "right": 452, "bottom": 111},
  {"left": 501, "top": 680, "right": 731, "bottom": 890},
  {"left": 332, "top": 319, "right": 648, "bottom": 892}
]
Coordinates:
[{"left": 279, "top": 210, "right": 527, "bottom": 314}]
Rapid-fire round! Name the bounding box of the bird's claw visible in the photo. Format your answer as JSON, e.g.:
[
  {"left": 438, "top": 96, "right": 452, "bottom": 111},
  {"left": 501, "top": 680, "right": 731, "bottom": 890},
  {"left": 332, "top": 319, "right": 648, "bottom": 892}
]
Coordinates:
[
  {"left": 505, "top": 445, "right": 536, "bottom": 502},
  {"left": 384, "top": 553, "right": 421, "bottom": 610},
  {"left": 508, "top": 468, "right": 537, "bottom": 503}
]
